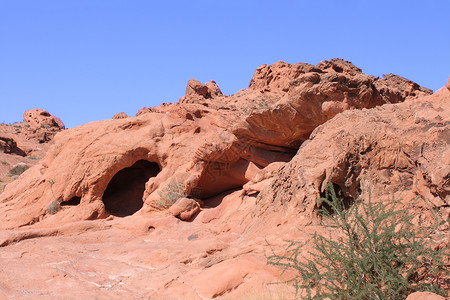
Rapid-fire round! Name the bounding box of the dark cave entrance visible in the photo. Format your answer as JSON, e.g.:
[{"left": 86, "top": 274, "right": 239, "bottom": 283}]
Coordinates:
[
  {"left": 102, "top": 160, "right": 161, "bottom": 217},
  {"left": 319, "top": 183, "right": 355, "bottom": 215},
  {"left": 61, "top": 196, "right": 81, "bottom": 206}
]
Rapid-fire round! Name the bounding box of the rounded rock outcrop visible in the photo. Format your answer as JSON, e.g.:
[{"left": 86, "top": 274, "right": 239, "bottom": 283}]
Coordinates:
[{"left": 0, "top": 59, "right": 434, "bottom": 229}]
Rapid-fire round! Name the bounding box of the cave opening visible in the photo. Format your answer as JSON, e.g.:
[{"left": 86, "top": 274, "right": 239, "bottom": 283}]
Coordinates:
[
  {"left": 61, "top": 196, "right": 81, "bottom": 206},
  {"left": 319, "top": 183, "right": 355, "bottom": 215},
  {"left": 102, "top": 160, "right": 161, "bottom": 217}
]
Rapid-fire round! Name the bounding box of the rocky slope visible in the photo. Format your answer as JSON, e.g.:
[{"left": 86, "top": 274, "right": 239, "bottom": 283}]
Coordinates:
[
  {"left": 0, "top": 109, "right": 64, "bottom": 193},
  {"left": 0, "top": 59, "right": 447, "bottom": 299}
]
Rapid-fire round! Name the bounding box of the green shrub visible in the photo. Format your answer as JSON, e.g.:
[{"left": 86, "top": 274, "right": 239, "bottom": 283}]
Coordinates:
[
  {"left": 0, "top": 182, "right": 7, "bottom": 194},
  {"left": 46, "top": 199, "right": 60, "bottom": 214},
  {"left": 156, "top": 181, "right": 186, "bottom": 208},
  {"left": 8, "top": 164, "right": 29, "bottom": 176},
  {"left": 27, "top": 155, "right": 43, "bottom": 160},
  {"left": 267, "top": 183, "right": 449, "bottom": 299},
  {"left": 45, "top": 178, "right": 61, "bottom": 214}
]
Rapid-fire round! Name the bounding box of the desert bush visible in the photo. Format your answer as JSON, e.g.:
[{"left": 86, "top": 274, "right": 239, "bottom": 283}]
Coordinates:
[
  {"left": 156, "top": 181, "right": 186, "bottom": 208},
  {"left": 0, "top": 182, "right": 7, "bottom": 194},
  {"left": 267, "top": 183, "right": 449, "bottom": 299},
  {"left": 8, "top": 164, "right": 29, "bottom": 176},
  {"left": 27, "top": 155, "right": 43, "bottom": 160},
  {"left": 45, "top": 178, "right": 61, "bottom": 214},
  {"left": 46, "top": 199, "right": 60, "bottom": 214}
]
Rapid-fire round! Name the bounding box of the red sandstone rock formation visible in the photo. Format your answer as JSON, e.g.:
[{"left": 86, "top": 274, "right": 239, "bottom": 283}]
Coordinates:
[
  {"left": 406, "top": 291, "right": 446, "bottom": 300},
  {"left": 0, "top": 59, "right": 432, "bottom": 229},
  {"left": 254, "top": 87, "right": 449, "bottom": 218},
  {"left": 0, "top": 109, "right": 64, "bottom": 193},
  {"left": 0, "top": 108, "right": 64, "bottom": 155},
  {"left": 0, "top": 60, "right": 447, "bottom": 299},
  {"left": 112, "top": 112, "right": 129, "bottom": 119}
]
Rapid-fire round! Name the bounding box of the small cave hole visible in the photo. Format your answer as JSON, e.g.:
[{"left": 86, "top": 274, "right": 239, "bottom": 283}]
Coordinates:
[
  {"left": 61, "top": 196, "right": 81, "bottom": 206},
  {"left": 102, "top": 160, "right": 161, "bottom": 217},
  {"left": 319, "top": 183, "right": 355, "bottom": 215}
]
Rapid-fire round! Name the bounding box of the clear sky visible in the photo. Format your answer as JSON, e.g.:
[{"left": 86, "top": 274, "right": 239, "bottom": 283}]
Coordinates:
[{"left": 1, "top": 1, "right": 449, "bottom": 128}]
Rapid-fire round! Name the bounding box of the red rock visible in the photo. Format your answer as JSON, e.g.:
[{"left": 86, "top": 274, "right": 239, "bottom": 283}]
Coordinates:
[
  {"left": 168, "top": 197, "right": 200, "bottom": 220},
  {"left": 180, "top": 79, "right": 224, "bottom": 105},
  {"left": 257, "top": 82, "right": 450, "bottom": 218},
  {"left": 206, "top": 80, "right": 223, "bottom": 97},
  {"left": 0, "top": 109, "right": 64, "bottom": 196},
  {"left": 189, "top": 257, "right": 257, "bottom": 298},
  {"left": 0, "top": 60, "right": 433, "bottom": 229},
  {"left": 0, "top": 137, "right": 25, "bottom": 156},
  {"left": 447, "top": 73, "right": 450, "bottom": 91},
  {"left": 316, "top": 58, "right": 362, "bottom": 75},
  {"left": 248, "top": 60, "right": 321, "bottom": 92},
  {"left": 0, "top": 60, "right": 447, "bottom": 299},
  {"left": 136, "top": 107, "right": 153, "bottom": 116},
  {"left": 112, "top": 112, "right": 128, "bottom": 119},
  {"left": 23, "top": 108, "right": 65, "bottom": 131},
  {"left": 406, "top": 292, "right": 446, "bottom": 300},
  {"left": 185, "top": 78, "right": 209, "bottom": 98}
]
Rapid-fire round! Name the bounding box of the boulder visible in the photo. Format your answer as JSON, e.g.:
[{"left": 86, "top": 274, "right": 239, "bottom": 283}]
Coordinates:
[
  {"left": 23, "top": 108, "right": 65, "bottom": 131},
  {"left": 185, "top": 78, "right": 209, "bottom": 98},
  {"left": 136, "top": 107, "right": 153, "bottom": 116},
  {"left": 21, "top": 108, "right": 65, "bottom": 143},
  {"left": 168, "top": 197, "right": 200, "bottom": 220},
  {"left": 316, "top": 58, "right": 362, "bottom": 75},
  {"left": 0, "top": 137, "right": 25, "bottom": 156},
  {"left": 205, "top": 80, "right": 223, "bottom": 97},
  {"left": 112, "top": 112, "right": 128, "bottom": 119},
  {"left": 406, "top": 292, "right": 446, "bottom": 300}
]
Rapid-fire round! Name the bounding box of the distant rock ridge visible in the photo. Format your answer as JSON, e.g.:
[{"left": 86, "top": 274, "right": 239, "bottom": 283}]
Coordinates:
[{"left": 0, "top": 108, "right": 64, "bottom": 194}]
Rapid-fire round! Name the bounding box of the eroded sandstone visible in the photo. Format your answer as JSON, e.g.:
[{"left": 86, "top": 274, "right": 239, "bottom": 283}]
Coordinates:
[
  {"left": 0, "top": 59, "right": 447, "bottom": 299},
  {"left": 0, "top": 59, "right": 432, "bottom": 229}
]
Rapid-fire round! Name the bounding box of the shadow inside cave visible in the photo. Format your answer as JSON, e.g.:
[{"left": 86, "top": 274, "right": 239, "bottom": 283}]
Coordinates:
[
  {"left": 319, "top": 183, "right": 356, "bottom": 215},
  {"left": 102, "top": 160, "right": 161, "bottom": 217}
]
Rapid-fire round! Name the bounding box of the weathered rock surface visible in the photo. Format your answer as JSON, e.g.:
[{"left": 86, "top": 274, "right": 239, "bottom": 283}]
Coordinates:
[
  {"left": 23, "top": 108, "right": 65, "bottom": 140},
  {"left": 0, "top": 59, "right": 431, "bottom": 229},
  {"left": 0, "top": 109, "right": 64, "bottom": 194},
  {"left": 0, "top": 108, "right": 64, "bottom": 155},
  {"left": 168, "top": 197, "right": 201, "bottom": 220},
  {"left": 112, "top": 112, "right": 129, "bottom": 119},
  {"left": 0, "top": 60, "right": 447, "bottom": 299},
  {"left": 406, "top": 291, "right": 447, "bottom": 300},
  {"left": 255, "top": 85, "right": 450, "bottom": 218}
]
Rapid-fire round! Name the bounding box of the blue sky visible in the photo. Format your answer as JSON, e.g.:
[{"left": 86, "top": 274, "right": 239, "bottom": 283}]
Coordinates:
[{"left": 1, "top": 1, "right": 449, "bottom": 128}]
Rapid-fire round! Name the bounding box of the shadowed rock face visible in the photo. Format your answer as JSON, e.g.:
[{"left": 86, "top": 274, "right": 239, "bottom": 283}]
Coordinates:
[
  {"left": 0, "top": 58, "right": 434, "bottom": 229},
  {"left": 102, "top": 160, "right": 161, "bottom": 217}
]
